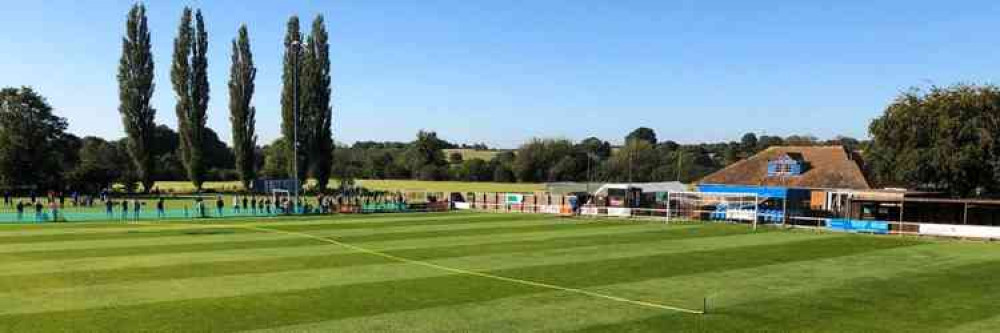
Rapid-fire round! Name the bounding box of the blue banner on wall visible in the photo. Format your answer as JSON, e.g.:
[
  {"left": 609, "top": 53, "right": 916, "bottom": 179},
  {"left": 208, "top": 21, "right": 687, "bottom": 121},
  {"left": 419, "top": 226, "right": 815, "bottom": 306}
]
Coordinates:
[{"left": 828, "top": 219, "right": 889, "bottom": 234}]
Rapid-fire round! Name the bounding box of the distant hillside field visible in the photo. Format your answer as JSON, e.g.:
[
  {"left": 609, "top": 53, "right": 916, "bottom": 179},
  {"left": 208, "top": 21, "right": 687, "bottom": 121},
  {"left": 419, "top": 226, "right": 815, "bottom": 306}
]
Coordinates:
[
  {"left": 443, "top": 149, "right": 508, "bottom": 161},
  {"left": 150, "top": 180, "right": 543, "bottom": 194},
  {"left": 358, "top": 180, "right": 542, "bottom": 193}
]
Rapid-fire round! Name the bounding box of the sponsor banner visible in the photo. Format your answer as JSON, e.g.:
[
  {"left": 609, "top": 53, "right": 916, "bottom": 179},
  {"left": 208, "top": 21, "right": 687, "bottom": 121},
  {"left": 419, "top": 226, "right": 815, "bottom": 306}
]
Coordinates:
[
  {"left": 727, "top": 209, "right": 756, "bottom": 221},
  {"left": 505, "top": 194, "right": 524, "bottom": 204},
  {"left": 608, "top": 208, "right": 631, "bottom": 217},
  {"left": 454, "top": 202, "right": 471, "bottom": 210},
  {"left": 828, "top": 219, "right": 889, "bottom": 234},
  {"left": 919, "top": 224, "right": 1000, "bottom": 239},
  {"left": 581, "top": 206, "right": 599, "bottom": 216},
  {"left": 539, "top": 205, "right": 561, "bottom": 214}
]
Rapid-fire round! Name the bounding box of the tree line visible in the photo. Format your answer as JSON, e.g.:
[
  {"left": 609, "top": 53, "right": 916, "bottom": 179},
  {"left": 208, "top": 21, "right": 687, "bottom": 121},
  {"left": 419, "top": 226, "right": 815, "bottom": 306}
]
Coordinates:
[
  {"left": 329, "top": 127, "right": 864, "bottom": 185},
  {"left": 114, "top": 4, "right": 333, "bottom": 192},
  {"left": 6, "top": 4, "right": 998, "bottom": 198},
  {"left": 867, "top": 84, "right": 1000, "bottom": 197}
]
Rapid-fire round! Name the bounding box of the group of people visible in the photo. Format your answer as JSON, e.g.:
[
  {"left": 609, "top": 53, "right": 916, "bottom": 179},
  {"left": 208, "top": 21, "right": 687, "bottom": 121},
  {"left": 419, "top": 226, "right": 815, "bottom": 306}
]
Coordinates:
[
  {"left": 4, "top": 190, "right": 69, "bottom": 222},
  {"left": 0, "top": 187, "right": 418, "bottom": 223}
]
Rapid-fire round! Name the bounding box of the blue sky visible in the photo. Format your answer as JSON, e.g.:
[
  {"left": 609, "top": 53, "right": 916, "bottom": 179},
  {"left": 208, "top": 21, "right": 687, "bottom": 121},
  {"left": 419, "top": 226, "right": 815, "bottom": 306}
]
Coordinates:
[{"left": 1, "top": 1, "right": 999, "bottom": 148}]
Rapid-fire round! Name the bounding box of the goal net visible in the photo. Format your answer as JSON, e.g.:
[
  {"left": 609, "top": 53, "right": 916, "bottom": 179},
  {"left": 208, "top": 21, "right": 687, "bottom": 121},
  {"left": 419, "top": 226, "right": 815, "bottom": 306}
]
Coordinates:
[
  {"left": 272, "top": 189, "right": 294, "bottom": 214},
  {"left": 665, "top": 191, "right": 761, "bottom": 227}
]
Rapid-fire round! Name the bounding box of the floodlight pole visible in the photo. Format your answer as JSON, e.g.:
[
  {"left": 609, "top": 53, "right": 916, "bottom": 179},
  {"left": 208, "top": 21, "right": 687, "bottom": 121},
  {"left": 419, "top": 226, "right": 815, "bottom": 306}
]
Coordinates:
[{"left": 291, "top": 40, "right": 306, "bottom": 213}]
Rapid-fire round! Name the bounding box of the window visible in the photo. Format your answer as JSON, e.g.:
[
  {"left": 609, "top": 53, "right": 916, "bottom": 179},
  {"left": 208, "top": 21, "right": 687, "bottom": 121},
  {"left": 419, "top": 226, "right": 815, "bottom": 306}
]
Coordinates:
[{"left": 767, "top": 155, "right": 803, "bottom": 176}]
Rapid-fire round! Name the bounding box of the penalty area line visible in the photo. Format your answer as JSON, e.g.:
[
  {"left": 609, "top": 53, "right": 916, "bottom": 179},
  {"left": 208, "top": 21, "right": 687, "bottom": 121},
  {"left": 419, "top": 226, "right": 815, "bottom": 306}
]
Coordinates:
[{"left": 229, "top": 223, "right": 705, "bottom": 315}]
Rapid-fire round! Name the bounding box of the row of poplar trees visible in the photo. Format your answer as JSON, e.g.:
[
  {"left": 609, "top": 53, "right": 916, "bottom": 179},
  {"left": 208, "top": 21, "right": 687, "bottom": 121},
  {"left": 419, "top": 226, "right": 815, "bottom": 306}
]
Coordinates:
[{"left": 116, "top": 4, "right": 334, "bottom": 192}]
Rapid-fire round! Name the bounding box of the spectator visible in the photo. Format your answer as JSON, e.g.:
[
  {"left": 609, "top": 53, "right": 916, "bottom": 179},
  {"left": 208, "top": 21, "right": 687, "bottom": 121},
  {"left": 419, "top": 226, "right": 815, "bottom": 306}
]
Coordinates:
[
  {"left": 216, "top": 196, "right": 224, "bottom": 217},
  {"left": 156, "top": 197, "right": 166, "bottom": 218}
]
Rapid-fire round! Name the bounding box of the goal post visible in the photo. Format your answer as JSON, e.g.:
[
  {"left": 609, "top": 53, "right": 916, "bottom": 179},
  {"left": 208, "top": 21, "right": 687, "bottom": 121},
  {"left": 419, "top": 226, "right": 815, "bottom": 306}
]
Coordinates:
[
  {"left": 272, "top": 189, "right": 293, "bottom": 214},
  {"left": 665, "top": 191, "right": 761, "bottom": 227}
]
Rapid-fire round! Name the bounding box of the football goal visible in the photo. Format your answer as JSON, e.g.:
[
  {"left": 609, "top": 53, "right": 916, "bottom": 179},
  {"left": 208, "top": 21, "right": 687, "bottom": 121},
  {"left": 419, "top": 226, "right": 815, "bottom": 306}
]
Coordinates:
[
  {"left": 272, "top": 189, "right": 293, "bottom": 214},
  {"left": 665, "top": 191, "right": 762, "bottom": 229}
]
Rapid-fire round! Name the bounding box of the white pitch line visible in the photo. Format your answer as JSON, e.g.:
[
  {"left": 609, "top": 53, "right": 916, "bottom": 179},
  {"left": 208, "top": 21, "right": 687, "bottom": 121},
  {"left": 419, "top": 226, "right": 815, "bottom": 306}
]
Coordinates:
[{"left": 222, "top": 223, "right": 705, "bottom": 315}]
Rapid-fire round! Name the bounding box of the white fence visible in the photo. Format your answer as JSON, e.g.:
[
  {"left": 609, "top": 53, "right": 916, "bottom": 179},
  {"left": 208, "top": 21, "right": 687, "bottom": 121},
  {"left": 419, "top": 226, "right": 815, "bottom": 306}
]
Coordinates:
[
  {"left": 788, "top": 216, "right": 1000, "bottom": 240},
  {"left": 461, "top": 201, "right": 1000, "bottom": 240}
]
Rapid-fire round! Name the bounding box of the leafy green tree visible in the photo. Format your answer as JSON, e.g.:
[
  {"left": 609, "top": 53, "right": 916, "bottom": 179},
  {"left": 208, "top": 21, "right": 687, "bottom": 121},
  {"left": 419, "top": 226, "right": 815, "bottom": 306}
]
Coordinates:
[
  {"left": 68, "top": 137, "right": 127, "bottom": 192},
  {"left": 449, "top": 152, "right": 464, "bottom": 164},
  {"left": 625, "top": 127, "right": 657, "bottom": 145},
  {"left": 229, "top": 24, "right": 257, "bottom": 190},
  {"left": 171, "top": 7, "right": 210, "bottom": 190},
  {"left": 0, "top": 87, "right": 71, "bottom": 189},
  {"left": 756, "top": 135, "right": 784, "bottom": 151},
  {"left": 453, "top": 158, "right": 492, "bottom": 181},
  {"left": 784, "top": 134, "right": 818, "bottom": 146},
  {"left": 740, "top": 133, "right": 758, "bottom": 153},
  {"left": 404, "top": 130, "right": 448, "bottom": 178},
  {"left": 606, "top": 139, "right": 657, "bottom": 182},
  {"left": 261, "top": 138, "right": 290, "bottom": 179},
  {"left": 202, "top": 128, "right": 236, "bottom": 172},
  {"left": 577, "top": 137, "right": 612, "bottom": 160},
  {"left": 117, "top": 3, "right": 157, "bottom": 192},
  {"left": 868, "top": 85, "right": 1000, "bottom": 196},
  {"left": 513, "top": 138, "right": 575, "bottom": 182},
  {"left": 149, "top": 125, "right": 184, "bottom": 181},
  {"left": 302, "top": 15, "right": 334, "bottom": 191}
]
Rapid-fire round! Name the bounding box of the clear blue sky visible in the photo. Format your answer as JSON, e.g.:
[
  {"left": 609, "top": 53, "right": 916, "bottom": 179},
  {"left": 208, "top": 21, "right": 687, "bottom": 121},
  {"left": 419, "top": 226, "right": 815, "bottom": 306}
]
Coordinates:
[{"left": 1, "top": 1, "right": 999, "bottom": 148}]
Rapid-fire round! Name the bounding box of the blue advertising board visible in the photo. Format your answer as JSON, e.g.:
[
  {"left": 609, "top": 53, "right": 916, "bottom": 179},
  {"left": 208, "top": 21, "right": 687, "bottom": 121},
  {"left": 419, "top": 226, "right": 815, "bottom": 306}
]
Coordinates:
[{"left": 828, "top": 219, "right": 889, "bottom": 234}]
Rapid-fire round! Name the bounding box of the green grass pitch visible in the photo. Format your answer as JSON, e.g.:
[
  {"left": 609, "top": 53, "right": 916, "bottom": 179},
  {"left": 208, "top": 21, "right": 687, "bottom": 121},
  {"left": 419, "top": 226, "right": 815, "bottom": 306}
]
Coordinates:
[{"left": 0, "top": 212, "right": 996, "bottom": 332}]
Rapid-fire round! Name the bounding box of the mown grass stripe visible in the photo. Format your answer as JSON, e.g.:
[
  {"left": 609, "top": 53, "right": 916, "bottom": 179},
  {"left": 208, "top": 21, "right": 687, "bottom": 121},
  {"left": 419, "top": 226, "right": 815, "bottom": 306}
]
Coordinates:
[
  {"left": 475, "top": 235, "right": 924, "bottom": 292},
  {"left": 0, "top": 227, "right": 258, "bottom": 244},
  {"left": 0, "top": 232, "right": 822, "bottom": 317},
  {"left": 0, "top": 230, "right": 305, "bottom": 254},
  {"left": 0, "top": 226, "right": 764, "bottom": 278},
  {"left": 0, "top": 221, "right": 696, "bottom": 271},
  {"left": 572, "top": 260, "right": 1000, "bottom": 332},
  {"left": 243, "top": 289, "right": 662, "bottom": 333},
  {"left": 384, "top": 224, "right": 757, "bottom": 261},
  {"left": 245, "top": 240, "right": 981, "bottom": 333},
  {"left": 0, "top": 234, "right": 922, "bottom": 331},
  {"left": 0, "top": 224, "right": 762, "bottom": 292},
  {"left": 0, "top": 237, "right": 322, "bottom": 262},
  {"left": 328, "top": 221, "right": 626, "bottom": 243},
  {"left": 266, "top": 214, "right": 555, "bottom": 232},
  {"left": 0, "top": 212, "right": 488, "bottom": 234},
  {"left": 250, "top": 212, "right": 544, "bottom": 228},
  {"left": 0, "top": 217, "right": 557, "bottom": 244}
]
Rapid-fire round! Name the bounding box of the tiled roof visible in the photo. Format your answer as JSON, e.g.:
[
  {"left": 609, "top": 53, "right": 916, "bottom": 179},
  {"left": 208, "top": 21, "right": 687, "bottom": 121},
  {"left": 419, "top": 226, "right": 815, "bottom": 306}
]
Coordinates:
[{"left": 698, "top": 145, "right": 870, "bottom": 190}]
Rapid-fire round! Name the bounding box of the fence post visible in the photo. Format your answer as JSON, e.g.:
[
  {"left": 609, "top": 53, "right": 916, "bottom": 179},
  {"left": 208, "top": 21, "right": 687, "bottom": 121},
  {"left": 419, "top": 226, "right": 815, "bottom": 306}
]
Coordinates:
[
  {"left": 752, "top": 193, "right": 759, "bottom": 231},
  {"left": 665, "top": 192, "right": 671, "bottom": 224}
]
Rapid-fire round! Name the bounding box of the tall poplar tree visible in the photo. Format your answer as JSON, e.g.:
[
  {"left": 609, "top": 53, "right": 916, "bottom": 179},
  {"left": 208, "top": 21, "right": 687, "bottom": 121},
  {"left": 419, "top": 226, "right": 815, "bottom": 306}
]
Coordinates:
[
  {"left": 171, "top": 8, "right": 210, "bottom": 190},
  {"left": 229, "top": 25, "right": 257, "bottom": 190},
  {"left": 303, "top": 15, "right": 334, "bottom": 191},
  {"left": 117, "top": 3, "right": 157, "bottom": 192},
  {"left": 281, "top": 16, "right": 308, "bottom": 183}
]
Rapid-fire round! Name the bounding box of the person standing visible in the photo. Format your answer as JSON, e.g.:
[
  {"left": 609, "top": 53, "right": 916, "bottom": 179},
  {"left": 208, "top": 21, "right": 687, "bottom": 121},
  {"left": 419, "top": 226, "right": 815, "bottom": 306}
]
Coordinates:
[
  {"left": 34, "top": 201, "right": 43, "bottom": 222},
  {"left": 15, "top": 200, "right": 24, "bottom": 221},
  {"left": 216, "top": 196, "right": 224, "bottom": 217},
  {"left": 196, "top": 198, "right": 206, "bottom": 218},
  {"left": 242, "top": 196, "right": 249, "bottom": 215},
  {"left": 121, "top": 199, "right": 129, "bottom": 221},
  {"left": 133, "top": 199, "right": 141, "bottom": 220},
  {"left": 156, "top": 197, "right": 165, "bottom": 219},
  {"left": 105, "top": 199, "right": 114, "bottom": 219},
  {"left": 49, "top": 200, "right": 59, "bottom": 222}
]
